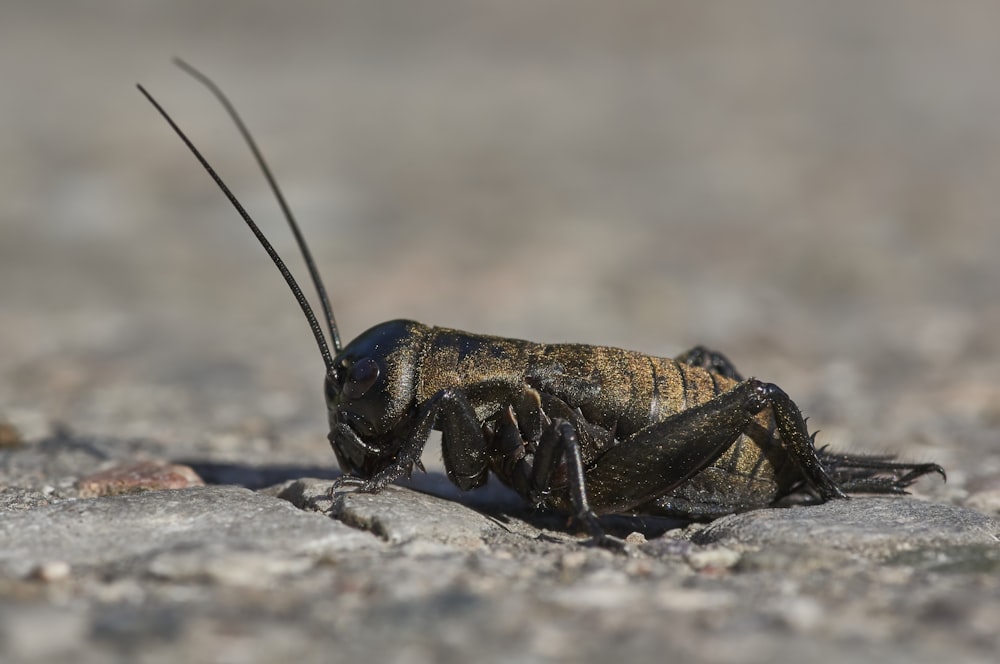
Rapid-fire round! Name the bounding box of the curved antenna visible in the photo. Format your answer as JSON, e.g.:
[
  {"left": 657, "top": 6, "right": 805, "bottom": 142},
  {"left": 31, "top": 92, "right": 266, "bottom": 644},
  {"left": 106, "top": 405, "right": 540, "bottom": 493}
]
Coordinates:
[
  {"left": 171, "top": 58, "right": 342, "bottom": 352},
  {"left": 137, "top": 83, "right": 336, "bottom": 373}
]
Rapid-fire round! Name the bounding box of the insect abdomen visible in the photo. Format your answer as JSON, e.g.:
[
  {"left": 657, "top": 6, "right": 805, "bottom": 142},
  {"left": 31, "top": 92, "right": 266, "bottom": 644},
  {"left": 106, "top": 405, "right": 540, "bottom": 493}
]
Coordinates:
[
  {"left": 413, "top": 327, "right": 745, "bottom": 437},
  {"left": 544, "top": 347, "right": 741, "bottom": 438}
]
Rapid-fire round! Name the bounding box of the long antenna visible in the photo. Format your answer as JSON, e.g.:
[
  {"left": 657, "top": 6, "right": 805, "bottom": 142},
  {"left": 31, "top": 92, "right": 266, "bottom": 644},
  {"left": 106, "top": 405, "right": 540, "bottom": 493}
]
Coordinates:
[
  {"left": 171, "top": 58, "right": 342, "bottom": 353},
  {"left": 137, "top": 83, "right": 336, "bottom": 373}
]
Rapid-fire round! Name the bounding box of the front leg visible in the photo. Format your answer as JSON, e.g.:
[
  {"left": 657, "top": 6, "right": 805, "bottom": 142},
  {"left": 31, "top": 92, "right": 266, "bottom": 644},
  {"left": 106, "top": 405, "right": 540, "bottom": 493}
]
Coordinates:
[{"left": 336, "top": 387, "right": 490, "bottom": 494}]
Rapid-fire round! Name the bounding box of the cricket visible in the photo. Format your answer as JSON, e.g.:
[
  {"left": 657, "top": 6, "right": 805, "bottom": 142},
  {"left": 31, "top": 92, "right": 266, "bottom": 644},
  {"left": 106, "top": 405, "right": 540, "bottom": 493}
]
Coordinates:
[{"left": 139, "top": 61, "right": 944, "bottom": 547}]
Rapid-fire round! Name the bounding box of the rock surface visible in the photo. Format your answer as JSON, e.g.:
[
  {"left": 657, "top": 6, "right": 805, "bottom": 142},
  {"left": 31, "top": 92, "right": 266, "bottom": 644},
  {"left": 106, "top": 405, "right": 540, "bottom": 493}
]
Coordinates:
[
  {"left": 2, "top": 435, "right": 998, "bottom": 664},
  {"left": 3, "top": 2, "right": 1000, "bottom": 663},
  {"left": 0, "top": 484, "right": 380, "bottom": 579},
  {"left": 695, "top": 497, "right": 1000, "bottom": 557}
]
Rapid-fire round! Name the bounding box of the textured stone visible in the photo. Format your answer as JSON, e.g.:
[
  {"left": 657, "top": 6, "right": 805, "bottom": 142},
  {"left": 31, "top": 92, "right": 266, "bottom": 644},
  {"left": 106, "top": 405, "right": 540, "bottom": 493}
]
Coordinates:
[
  {"left": 693, "top": 498, "right": 1000, "bottom": 559},
  {"left": 275, "top": 478, "right": 502, "bottom": 549},
  {"left": 0, "top": 486, "right": 381, "bottom": 579},
  {"left": 965, "top": 489, "right": 1000, "bottom": 514},
  {"left": 964, "top": 472, "right": 1000, "bottom": 514},
  {"left": 0, "top": 434, "right": 170, "bottom": 492}
]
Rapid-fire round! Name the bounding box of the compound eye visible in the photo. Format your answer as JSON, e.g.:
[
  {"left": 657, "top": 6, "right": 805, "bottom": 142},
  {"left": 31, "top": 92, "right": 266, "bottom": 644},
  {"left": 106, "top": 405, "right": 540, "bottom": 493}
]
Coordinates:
[{"left": 343, "top": 357, "right": 380, "bottom": 400}]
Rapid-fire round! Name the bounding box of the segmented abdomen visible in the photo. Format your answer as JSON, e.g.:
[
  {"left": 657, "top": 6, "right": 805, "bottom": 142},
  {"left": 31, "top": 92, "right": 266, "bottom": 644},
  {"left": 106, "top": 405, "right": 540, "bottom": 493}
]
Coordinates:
[
  {"left": 538, "top": 345, "right": 739, "bottom": 438},
  {"left": 541, "top": 346, "right": 792, "bottom": 495}
]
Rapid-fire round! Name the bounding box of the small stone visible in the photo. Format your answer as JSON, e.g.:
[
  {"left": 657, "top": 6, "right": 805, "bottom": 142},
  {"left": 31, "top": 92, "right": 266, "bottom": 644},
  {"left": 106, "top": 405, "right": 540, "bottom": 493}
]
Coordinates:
[
  {"left": 624, "top": 558, "right": 653, "bottom": 577},
  {"left": 558, "top": 551, "right": 588, "bottom": 572},
  {"left": 149, "top": 549, "right": 315, "bottom": 587},
  {"left": 28, "top": 561, "right": 71, "bottom": 582},
  {"left": 625, "top": 531, "right": 647, "bottom": 545},
  {"left": 76, "top": 461, "right": 204, "bottom": 498},
  {"left": 964, "top": 473, "right": 1000, "bottom": 514},
  {"left": 323, "top": 482, "right": 497, "bottom": 548},
  {"left": 771, "top": 596, "right": 825, "bottom": 632},
  {"left": 965, "top": 489, "right": 1000, "bottom": 514},
  {"left": 653, "top": 588, "right": 737, "bottom": 612},
  {"left": 267, "top": 477, "right": 333, "bottom": 512},
  {"left": 0, "top": 421, "right": 23, "bottom": 448},
  {"left": 684, "top": 545, "right": 741, "bottom": 571}
]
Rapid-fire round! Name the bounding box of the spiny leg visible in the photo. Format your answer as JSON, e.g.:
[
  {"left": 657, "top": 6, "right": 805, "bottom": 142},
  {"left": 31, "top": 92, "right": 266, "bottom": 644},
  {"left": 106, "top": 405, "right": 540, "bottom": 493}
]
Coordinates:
[
  {"left": 543, "top": 379, "right": 831, "bottom": 540},
  {"left": 582, "top": 379, "right": 847, "bottom": 514},
  {"left": 531, "top": 418, "right": 626, "bottom": 549},
  {"left": 816, "top": 448, "right": 945, "bottom": 493},
  {"left": 510, "top": 380, "right": 790, "bottom": 541},
  {"left": 759, "top": 382, "right": 846, "bottom": 500},
  {"left": 487, "top": 393, "right": 624, "bottom": 548}
]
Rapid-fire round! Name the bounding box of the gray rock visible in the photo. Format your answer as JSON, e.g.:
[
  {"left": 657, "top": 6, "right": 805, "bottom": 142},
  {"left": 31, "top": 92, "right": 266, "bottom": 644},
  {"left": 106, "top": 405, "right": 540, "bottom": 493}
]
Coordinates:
[
  {"left": 964, "top": 471, "right": 1000, "bottom": 515},
  {"left": 694, "top": 497, "right": 1000, "bottom": 560},
  {"left": 0, "top": 434, "right": 169, "bottom": 492},
  {"left": 274, "top": 478, "right": 503, "bottom": 550},
  {"left": 0, "top": 485, "right": 381, "bottom": 580},
  {"left": 0, "top": 486, "right": 55, "bottom": 513}
]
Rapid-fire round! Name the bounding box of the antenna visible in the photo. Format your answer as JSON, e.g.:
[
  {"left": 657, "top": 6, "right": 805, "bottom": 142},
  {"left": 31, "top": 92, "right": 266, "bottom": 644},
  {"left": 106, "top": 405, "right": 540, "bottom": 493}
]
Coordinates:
[
  {"left": 171, "top": 58, "right": 342, "bottom": 352},
  {"left": 137, "top": 83, "right": 336, "bottom": 372}
]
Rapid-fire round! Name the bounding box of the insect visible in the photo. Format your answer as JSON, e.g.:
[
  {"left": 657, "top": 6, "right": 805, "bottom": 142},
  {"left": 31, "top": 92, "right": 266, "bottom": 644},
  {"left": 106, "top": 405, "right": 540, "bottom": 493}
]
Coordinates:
[{"left": 139, "top": 61, "right": 944, "bottom": 547}]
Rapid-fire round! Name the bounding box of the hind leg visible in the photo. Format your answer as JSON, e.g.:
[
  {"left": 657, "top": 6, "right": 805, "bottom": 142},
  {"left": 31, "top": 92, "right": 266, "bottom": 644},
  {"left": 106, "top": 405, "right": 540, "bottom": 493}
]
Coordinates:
[{"left": 815, "top": 449, "right": 945, "bottom": 493}]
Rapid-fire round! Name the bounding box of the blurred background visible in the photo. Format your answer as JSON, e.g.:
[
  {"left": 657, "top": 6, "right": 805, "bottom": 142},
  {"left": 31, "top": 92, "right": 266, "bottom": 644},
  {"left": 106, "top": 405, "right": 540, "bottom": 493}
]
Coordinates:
[{"left": 1, "top": 1, "right": 998, "bottom": 486}]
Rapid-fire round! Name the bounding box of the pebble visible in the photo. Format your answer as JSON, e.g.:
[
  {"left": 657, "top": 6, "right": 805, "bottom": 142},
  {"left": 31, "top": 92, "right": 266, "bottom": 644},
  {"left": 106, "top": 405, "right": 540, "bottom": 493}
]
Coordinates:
[
  {"left": 28, "top": 561, "right": 71, "bottom": 583},
  {"left": 76, "top": 461, "right": 204, "bottom": 498}
]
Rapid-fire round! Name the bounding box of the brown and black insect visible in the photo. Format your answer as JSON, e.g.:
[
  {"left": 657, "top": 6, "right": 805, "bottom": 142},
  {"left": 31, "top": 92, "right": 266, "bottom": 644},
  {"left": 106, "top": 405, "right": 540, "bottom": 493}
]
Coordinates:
[{"left": 138, "top": 62, "right": 944, "bottom": 546}]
